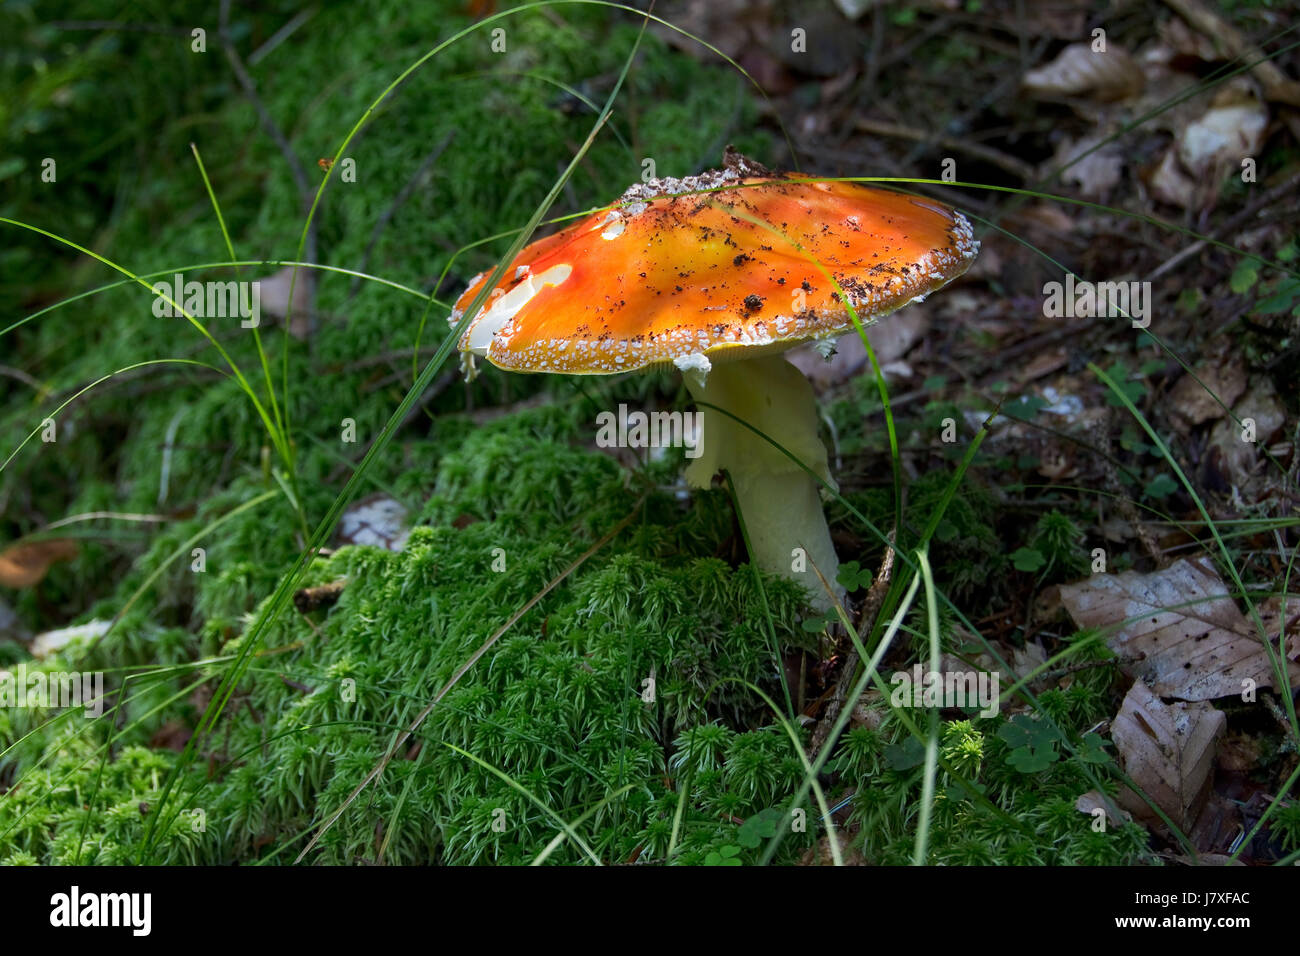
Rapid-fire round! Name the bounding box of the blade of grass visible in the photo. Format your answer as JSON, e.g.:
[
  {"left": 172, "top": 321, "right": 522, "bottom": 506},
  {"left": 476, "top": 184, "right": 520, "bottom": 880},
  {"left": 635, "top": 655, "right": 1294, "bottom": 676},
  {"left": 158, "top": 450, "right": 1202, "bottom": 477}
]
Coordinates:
[
  {"left": 757, "top": 568, "right": 922, "bottom": 865},
  {"left": 912, "top": 550, "right": 940, "bottom": 865},
  {"left": 189, "top": 142, "right": 288, "bottom": 465}
]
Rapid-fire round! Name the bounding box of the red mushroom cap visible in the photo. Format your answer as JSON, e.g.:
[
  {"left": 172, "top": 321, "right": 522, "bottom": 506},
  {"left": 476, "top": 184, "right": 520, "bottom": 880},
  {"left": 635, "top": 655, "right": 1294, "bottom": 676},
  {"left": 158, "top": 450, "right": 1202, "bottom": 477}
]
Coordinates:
[{"left": 450, "top": 159, "right": 977, "bottom": 375}]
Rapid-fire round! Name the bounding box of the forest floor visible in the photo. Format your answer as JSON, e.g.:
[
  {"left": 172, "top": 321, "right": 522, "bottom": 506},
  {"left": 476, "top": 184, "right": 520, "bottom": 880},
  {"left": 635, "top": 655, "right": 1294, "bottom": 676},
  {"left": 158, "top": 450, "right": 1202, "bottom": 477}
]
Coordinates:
[{"left": 1, "top": 0, "right": 1297, "bottom": 865}]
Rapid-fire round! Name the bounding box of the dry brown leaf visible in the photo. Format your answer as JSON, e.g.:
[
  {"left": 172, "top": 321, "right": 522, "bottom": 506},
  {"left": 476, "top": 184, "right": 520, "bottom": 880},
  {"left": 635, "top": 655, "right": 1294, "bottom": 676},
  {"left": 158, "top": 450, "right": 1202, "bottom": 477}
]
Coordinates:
[
  {"left": 1216, "top": 730, "right": 1260, "bottom": 773},
  {"left": 1075, "top": 789, "right": 1133, "bottom": 828},
  {"left": 1058, "top": 556, "right": 1300, "bottom": 701},
  {"left": 786, "top": 308, "right": 927, "bottom": 389},
  {"left": 969, "top": 642, "right": 1047, "bottom": 704},
  {"left": 655, "top": 0, "right": 764, "bottom": 60},
  {"left": 254, "top": 265, "right": 317, "bottom": 339},
  {"left": 1142, "top": 79, "right": 1269, "bottom": 211},
  {"left": 798, "top": 831, "right": 866, "bottom": 865},
  {"left": 1157, "top": 14, "right": 1222, "bottom": 64},
  {"left": 849, "top": 696, "right": 885, "bottom": 730},
  {"left": 1258, "top": 595, "right": 1300, "bottom": 648},
  {"left": 1112, "top": 681, "right": 1224, "bottom": 830},
  {"left": 1130, "top": 56, "right": 1208, "bottom": 139},
  {"left": 1011, "top": 642, "right": 1048, "bottom": 681},
  {"left": 0, "top": 538, "right": 79, "bottom": 589},
  {"left": 1177, "top": 97, "right": 1269, "bottom": 179},
  {"left": 1168, "top": 358, "right": 1247, "bottom": 428},
  {"left": 149, "top": 720, "right": 194, "bottom": 753},
  {"left": 1016, "top": 346, "right": 1068, "bottom": 384},
  {"left": 1049, "top": 133, "right": 1125, "bottom": 198},
  {"left": 1203, "top": 379, "right": 1287, "bottom": 498},
  {"left": 1162, "top": 0, "right": 1300, "bottom": 108},
  {"left": 1014, "top": 202, "right": 1078, "bottom": 236},
  {"left": 1022, "top": 43, "right": 1145, "bottom": 102},
  {"left": 1144, "top": 146, "right": 1197, "bottom": 208}
]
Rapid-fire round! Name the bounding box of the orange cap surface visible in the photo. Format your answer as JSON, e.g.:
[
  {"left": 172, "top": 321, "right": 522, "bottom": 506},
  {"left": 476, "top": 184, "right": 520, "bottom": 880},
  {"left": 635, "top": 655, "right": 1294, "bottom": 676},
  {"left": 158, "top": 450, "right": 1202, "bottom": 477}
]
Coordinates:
[{"left": 450, "top": 158, "right": 977, "bottom": 375}]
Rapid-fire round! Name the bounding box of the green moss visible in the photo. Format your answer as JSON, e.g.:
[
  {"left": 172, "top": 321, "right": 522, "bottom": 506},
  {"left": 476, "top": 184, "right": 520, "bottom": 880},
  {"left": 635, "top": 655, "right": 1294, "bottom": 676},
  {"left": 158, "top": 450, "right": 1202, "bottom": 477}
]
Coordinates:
[{"left": 0, "top": 403, "right": 1147, "bottom": 865}]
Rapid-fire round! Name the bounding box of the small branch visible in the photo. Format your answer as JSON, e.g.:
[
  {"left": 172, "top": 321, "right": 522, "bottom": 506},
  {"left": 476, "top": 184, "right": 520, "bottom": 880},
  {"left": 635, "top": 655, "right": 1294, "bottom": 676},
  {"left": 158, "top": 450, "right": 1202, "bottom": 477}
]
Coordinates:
[
  {"left": 248, "top": 6, "right": 318, "bottom": 67},
  {"left": 347, "top": 130, "right": 457, "bottom": 301},
  {"left": 856, "top": 118, "right": 1037, "bottom": 181},
  {"left": 48, "top": 20, "right": 192, "bottom": 36},
  {"left": 217, "top": 1, "right": 312, "bottom": 204},
  {"left": 898, "top": 35, "right": 1051, "bottom": 172},
  {"left": 40, "top": 511, "right": 171, "bottom": 531},
  {"left": 0, "top": 365, "right": 43, "bottom": 391},
  {"left": 1149, "top": 170, "right": 1300, "bottom": 281},
  {"left": 1162, "top": 0, "right": 1300, "bottom": 108},
  {"left": 218, "top": 0, "right": 318, "bottom": 327},
  {"left": 293, "top": 579, "right": 346, "bottom": 614}
]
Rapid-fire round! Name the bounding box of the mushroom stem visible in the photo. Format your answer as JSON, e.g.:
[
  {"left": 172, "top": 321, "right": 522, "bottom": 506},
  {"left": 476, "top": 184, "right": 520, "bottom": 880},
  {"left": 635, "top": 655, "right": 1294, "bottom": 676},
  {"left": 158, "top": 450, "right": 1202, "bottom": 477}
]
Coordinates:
[{"left": 683, "top": 354, "right": 842, "bottom": 612}]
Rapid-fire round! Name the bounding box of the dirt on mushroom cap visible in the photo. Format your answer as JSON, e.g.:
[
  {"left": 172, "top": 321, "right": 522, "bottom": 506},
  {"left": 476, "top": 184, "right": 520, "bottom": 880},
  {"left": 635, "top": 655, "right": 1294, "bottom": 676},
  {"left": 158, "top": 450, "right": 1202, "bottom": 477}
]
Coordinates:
[{"left": 450, "top": 168, "right": 979, "bottom": 375}]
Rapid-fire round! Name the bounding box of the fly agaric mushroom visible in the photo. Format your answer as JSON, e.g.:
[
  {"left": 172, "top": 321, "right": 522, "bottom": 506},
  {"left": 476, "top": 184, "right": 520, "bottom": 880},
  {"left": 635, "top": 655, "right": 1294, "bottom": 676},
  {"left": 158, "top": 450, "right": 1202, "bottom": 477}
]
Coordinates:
[{"left": 448, "top": 151, "right": 977, "bottom": 611}]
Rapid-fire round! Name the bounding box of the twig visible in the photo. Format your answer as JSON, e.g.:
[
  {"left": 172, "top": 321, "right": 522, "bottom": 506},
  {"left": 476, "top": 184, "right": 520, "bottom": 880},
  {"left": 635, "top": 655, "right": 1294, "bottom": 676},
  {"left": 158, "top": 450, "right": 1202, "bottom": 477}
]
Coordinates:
[
  {"left": 868, "top": 312, "right": 1097, "bottom": 414},
  {"left": 898, "top": 35, "right": 1051, "bottom": 172},
  {"left": 217, "top": 3, "right": 311, "bottom": 208},
  {"left": 217, "top": 0, "right": 318, "bottom": 328},
  {"left": 0, "top": 365, "right": 43, "bottom": 391},
  {"left": 1161, "top": 0, "right": 1300, "bottom": 108},
  {"left": 248, "top": 6, "right": 318, "bottom": 67},
  {"left": 48, "top": 20, "right": 192, "bottom": 36},
  {"left": 39, "top": 511, "right": 170, "bottom": 531},
  {"left": 1149, "top": 171, "right": 1300, "bottom": 280},
  {"left": 860, "top": 4, "right": 885, "bottom": 110},
  {"left": 293, "top": 579, "right": 346, "bottom": 614},
  {"left": 347, "top": 130, "right": 457, "bottom": 301},
  {"left": 1038, "top": 658, "right": 1120, "bottom": 684},
  {"left": 856, "top": 118, "right": 1037, "bottom": 181}
]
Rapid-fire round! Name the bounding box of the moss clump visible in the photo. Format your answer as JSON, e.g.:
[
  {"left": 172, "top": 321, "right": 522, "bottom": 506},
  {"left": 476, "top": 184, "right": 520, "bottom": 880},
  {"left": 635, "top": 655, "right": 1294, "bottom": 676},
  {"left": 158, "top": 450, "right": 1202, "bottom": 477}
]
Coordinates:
[{"left": 2, "top": 406, "right": 1146, "bottom": 865}]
